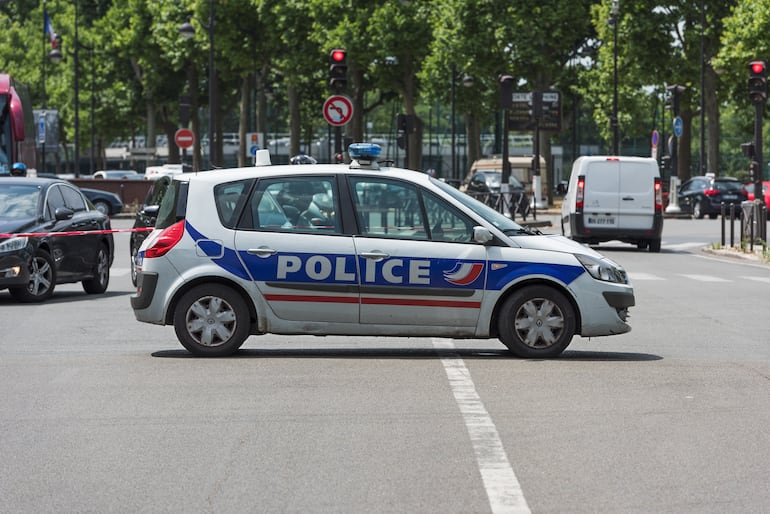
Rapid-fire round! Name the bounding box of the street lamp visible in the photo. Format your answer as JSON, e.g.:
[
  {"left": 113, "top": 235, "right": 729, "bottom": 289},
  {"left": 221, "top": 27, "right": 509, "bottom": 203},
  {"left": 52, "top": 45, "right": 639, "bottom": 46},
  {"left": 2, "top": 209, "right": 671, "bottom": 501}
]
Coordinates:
[
  {"left": 179, "top": 0, "right": 216, "bottom": 170},
  {"left": 609, "top": 0, "right": 619, "bottom": 155}
]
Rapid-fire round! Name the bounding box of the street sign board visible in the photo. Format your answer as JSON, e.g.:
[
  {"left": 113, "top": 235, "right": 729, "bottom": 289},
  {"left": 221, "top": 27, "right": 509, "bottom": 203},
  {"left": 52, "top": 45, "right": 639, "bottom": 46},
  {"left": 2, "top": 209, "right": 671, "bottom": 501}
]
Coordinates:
[
  {"left": 673, "top": 116, "right": 683, "bottom": 138},
  {"left": 323, "top": 95, "right": 354, "bottom": 126},
  {"left": 508, "top": 90, "right": 561, "bottom": 131},
  {"left": 175, "top": 128, "right": 194, "bottom": 149}
]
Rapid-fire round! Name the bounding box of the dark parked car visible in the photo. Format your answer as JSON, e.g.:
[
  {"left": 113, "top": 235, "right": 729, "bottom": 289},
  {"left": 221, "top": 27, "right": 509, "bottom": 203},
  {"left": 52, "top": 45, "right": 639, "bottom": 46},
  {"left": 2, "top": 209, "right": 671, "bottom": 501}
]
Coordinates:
[
  {"left": 678, "top": 175, "right": 748, "bottom": 219},
  {"left": 0, "top": 177, "right": 114, "bottom": 302},
  {"left": 464, "top": 171, "right": 530, "bottom": 218},
  {"left": 81, "top": 188, "right": 124, "bottom": 215},
  {"left": 130, "top": 175, "right": 171, "bottom": 286}
]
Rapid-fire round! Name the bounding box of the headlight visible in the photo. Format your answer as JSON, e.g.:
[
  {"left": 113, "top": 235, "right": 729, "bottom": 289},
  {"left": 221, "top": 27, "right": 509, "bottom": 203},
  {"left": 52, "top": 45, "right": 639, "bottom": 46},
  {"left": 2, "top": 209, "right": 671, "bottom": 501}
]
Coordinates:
[
  {"left": 575, "top": 254, "right": 629, "bottom": 284},
  {"left": 0, "top": 236, "right": 29, "bottom": 254}
]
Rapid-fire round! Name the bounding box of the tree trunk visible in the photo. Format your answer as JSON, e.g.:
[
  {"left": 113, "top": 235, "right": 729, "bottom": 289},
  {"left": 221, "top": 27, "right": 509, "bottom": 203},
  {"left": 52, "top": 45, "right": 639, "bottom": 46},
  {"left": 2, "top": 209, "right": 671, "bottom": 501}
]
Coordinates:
[
  {"left": 288, "top": 84, "right": 301, "bottom": 157},
  {"left": 238, "top": 74, "right": 251, "bottom": 167},
  {"left": 705, "top": 65, "right": 719, "bottom": 175}
]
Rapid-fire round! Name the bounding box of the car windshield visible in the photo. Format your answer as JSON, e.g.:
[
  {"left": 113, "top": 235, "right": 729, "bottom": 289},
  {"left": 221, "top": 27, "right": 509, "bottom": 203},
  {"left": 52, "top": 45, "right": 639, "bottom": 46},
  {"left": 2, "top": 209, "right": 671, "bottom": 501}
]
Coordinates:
[
  {"left": 0, "top": 184, "right": 39, "bottom": 219},
  {"left": 433, "top": 178, "right": 524, "bottom": 232}
]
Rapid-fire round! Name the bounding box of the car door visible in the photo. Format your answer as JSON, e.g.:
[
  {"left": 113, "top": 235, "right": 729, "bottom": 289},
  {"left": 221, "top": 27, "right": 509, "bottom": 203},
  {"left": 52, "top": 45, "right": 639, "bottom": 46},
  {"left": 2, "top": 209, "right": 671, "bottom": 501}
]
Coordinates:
[
  {"left": 233, "top": 175, "right": 359, "bottom": 323},
  {"left": 348, "top": 176, "right": 486, "bottom": 328},
  {"left": 678, "top": 178, "right": 705, "bottom": 213},
  {"left": 59, "top": 183, "right": 102, "bottom": 275},
  {"left": 617, "top": 161, "right": 655, "bottom": 230},
  {"left": 582, "top": 159, "right": 621, "bottom": 229}
]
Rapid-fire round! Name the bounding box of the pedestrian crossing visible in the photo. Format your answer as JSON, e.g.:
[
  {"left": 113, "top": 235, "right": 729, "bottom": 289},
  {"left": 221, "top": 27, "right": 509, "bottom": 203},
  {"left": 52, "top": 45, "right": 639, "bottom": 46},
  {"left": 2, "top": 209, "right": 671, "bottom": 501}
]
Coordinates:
[{"left": 629, "top": 272, "right": 770, "bottom": 283}]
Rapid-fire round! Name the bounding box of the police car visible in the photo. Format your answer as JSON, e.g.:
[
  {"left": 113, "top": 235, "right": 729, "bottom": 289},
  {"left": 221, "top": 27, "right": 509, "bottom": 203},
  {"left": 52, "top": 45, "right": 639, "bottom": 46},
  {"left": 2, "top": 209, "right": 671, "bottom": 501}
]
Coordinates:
[{"left": 131, "top": 144, "right": 634, "bottom": 358}]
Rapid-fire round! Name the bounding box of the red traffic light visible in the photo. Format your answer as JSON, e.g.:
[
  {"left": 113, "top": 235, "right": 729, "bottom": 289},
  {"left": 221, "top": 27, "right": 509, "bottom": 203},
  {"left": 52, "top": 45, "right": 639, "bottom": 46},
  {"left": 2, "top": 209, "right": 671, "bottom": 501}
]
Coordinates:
[
  {"left": 330, "top": 49, "right": 346, "bottom": 62},
  {"left": 750, "top": 60, "right": 766, "bottom": 75}
]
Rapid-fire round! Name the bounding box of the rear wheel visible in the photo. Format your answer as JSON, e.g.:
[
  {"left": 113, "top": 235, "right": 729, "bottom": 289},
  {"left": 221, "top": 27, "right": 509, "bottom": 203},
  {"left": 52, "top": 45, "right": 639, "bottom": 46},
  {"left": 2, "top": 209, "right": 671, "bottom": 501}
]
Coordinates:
[
  {"left": 93, "top": 200, "right": 110, "bottom": 215},
  {"left": 648, "top": 238, "right": 661, "bottom": 253},
  {"left": 9, "top": 249, "right": 56, "bottom": 302},
  {"left": 173, "top": 284, "right": 250, "bottom": 357},
  {"left": 82, "top": 243, "right": 110, "bottom": 294},
  {"left": 693, "top": 200, "right": 704, "bottom": 219},
  {"left": 498, "top": 285, "right": 576, "bottom": 358},
  {"left": 130, "top": 242, "right": 138, "bottom": 287}
]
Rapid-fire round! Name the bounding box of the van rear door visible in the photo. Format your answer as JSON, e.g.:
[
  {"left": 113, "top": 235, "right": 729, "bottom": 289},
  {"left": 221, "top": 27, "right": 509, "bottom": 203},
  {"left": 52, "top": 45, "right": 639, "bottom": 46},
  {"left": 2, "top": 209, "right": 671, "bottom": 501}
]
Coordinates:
[
  {"left": 582, "top": 159, "right": 620, "bottom": 229},
  {"left": 617, "top": 161, "right": 655, "bottom": 230}
]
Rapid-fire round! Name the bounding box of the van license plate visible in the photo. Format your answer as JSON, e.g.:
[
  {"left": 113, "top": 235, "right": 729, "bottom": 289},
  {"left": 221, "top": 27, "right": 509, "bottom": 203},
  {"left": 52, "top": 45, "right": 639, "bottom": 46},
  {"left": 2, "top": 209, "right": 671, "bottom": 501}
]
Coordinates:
[{"left": 587, "top": 215, "right": 615, "bottom": 225}]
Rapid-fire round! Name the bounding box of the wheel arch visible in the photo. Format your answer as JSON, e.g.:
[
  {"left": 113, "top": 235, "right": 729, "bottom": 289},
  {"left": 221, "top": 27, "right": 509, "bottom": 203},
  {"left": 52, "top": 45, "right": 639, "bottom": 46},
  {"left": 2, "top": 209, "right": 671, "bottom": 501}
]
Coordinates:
[
  {"left": 163, "top": 276, "right": 259, "bottom": 333},
  {"left": 487, "top": 277, "right": 582, "bottom": 338}
]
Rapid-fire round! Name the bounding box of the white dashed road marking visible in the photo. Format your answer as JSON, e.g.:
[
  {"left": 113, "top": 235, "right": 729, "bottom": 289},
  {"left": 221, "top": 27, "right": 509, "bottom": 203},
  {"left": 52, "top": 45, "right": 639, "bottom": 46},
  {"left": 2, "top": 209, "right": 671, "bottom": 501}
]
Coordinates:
[
  {"left": 679, "top": 274, "right": 731, "bottom": 282},
  {"left": 433, "top": 338, "right": 531, "bottom": 514}
]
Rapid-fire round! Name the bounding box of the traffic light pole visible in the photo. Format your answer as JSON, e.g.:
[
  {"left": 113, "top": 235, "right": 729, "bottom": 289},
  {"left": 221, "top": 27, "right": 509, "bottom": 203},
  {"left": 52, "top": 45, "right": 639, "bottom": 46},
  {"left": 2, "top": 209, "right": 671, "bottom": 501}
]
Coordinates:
[{"left": 754, "top": 101, "right": 764, "bottom": 240}]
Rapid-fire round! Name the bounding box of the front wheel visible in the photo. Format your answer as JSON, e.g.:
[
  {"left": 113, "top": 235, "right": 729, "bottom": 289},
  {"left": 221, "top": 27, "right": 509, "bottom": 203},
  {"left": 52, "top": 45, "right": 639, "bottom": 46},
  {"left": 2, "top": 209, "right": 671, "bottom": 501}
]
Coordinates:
[
  {"left": 173, "top": 284, "right": 251, "bottom": 357},
  {"left": 693, "top": 200, "right": 704, "bottom": 219},
  {"left": 9, "top": 248, "right": 56, "bottom": 302},
  {"left": 498, "top": 285, "right": 576, "bottom": 358},
  {"left": 130, "top": 242, "right": 138, "bottom": 287}
]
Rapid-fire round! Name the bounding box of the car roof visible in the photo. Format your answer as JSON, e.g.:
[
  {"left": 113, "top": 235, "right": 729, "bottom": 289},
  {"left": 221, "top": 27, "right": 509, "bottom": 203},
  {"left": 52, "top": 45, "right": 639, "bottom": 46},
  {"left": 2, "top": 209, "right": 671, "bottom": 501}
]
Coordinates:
[
  {"left": 0, "top": 177, "right": 67, "bottom": 186},
  {"left": 170, "top": 162, "right": 431, "bottom": 186}
]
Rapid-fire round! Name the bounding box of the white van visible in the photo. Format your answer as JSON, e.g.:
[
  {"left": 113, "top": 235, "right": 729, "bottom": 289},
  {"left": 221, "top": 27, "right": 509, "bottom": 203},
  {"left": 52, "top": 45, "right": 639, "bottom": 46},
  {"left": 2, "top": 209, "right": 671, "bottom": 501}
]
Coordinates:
[{"left": 561, "top": 156, "right": 663, "bottom": 252}]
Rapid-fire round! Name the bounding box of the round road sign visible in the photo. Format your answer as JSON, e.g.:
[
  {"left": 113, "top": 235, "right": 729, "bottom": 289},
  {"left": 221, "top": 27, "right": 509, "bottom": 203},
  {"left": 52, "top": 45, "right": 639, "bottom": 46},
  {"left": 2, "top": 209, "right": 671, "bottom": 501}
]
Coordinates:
[
  {"left": 673, "top": 116, "right": 683, "bottom": 138},
  {"left": 175, "top": 128, "right": 195, "bottom": 149},
  {"left": 323, "top": 95, "right": 354, "bottom": 126}
]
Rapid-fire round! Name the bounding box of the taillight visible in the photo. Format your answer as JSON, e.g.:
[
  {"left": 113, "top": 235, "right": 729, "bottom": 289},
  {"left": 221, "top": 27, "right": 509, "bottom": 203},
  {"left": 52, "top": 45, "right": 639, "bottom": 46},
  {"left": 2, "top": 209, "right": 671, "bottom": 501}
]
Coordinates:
[
  {"left": 145, "top": 220, "right": 185, "bottom": 258},
  {"left": 654, "top": 178, "right": 663, "bottom": 211},
  {"left": 704, "top": 188, "right": 719, "bottom": 196},
  {"left": 575, "top": 175, "right": 585, "bottom": 209}
]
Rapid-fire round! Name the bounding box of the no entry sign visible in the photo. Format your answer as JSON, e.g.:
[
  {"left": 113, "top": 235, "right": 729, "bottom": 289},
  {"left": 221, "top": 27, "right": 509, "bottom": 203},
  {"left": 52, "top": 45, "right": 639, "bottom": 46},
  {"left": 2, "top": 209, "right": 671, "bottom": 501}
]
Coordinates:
[{"left": 175, "top": 128, "right": 195, "bottom": 149}]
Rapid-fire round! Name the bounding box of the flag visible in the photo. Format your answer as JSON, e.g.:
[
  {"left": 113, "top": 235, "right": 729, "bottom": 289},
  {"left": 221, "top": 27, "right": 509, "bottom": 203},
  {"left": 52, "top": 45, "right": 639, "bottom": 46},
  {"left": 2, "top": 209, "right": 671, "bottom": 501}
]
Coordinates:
[{"left": 44, "top": 10, "right": 57, "bottom": 48}]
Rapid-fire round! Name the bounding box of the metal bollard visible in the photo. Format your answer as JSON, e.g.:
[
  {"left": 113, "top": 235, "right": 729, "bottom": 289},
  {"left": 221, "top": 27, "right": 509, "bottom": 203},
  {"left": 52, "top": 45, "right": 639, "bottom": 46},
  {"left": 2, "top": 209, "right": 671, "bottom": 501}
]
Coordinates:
[{"left": 721, "top": 203, "right": 725, "bottom": 246}]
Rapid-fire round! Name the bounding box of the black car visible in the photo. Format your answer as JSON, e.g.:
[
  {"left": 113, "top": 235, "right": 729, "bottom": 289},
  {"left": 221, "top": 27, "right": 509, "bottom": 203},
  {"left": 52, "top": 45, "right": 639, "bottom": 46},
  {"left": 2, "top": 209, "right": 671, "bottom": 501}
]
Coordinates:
[
  {"left": 464, "top": 171, "right": 530, "bottom": 218},
  {"left": 130, "top": 175, "right": 171, "bottom": 286},
  {"left": 0, "top": 177, "right": 114, "bottom": 302},
  {"left": 81, "top": 188, "right": 124, "bottom": 215},
  {"left": 677, "top": 175, "right": 748, "bottom": 219}
]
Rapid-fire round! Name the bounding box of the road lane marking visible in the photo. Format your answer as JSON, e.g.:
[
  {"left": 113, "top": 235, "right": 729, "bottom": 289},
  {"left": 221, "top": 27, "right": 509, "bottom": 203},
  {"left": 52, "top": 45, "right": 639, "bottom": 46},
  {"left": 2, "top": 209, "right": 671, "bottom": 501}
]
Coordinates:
[
  {"left": 739, "top": 275, "right": 770, "bottom": 283},
  {"left": 433, "top": 338, "right": 531, "bottom": 514},
  {"left": 680, "top": 274, "right": 731, "bottom": 282}
]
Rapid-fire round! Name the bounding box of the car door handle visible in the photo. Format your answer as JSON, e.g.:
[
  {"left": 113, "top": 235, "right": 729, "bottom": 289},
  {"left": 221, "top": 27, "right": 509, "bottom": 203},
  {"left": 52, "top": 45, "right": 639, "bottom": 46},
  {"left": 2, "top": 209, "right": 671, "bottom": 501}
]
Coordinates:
[
  {"left": 360, "top": 251, "right": 389, "bottom": 260},
  {"left": 247, "top": 247, "right": 277, "bottom": 256},
  {"left": 622, "top": 197, "right": 634, "bottom": 201}
]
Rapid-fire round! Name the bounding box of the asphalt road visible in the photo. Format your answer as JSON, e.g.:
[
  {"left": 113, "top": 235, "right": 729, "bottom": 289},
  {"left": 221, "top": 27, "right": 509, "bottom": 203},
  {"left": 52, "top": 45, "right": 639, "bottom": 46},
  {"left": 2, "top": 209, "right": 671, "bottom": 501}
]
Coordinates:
[{"left": 0, "top": 217, "right": 768, "bottom": 513}]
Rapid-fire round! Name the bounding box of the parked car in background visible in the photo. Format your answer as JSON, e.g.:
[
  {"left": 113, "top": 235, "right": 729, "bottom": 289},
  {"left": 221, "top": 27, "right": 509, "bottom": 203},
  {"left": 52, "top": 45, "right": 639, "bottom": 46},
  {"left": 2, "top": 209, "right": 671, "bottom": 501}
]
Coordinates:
[
  {"left": 745, "top": 180, "right": 770, "bottom": 208},
  {"left": 0, "top": 177, "right": 114, "bottom": 302},
  {"left": 93, "top": 169, "right": 141, "bottom": 180},
  {"left": 464, "top": 171, "right": 530, "bottom": 218},
  {"left": 145, "top": 164, "right": 185, "bottom": 180},
  {"left": 130, "top": 175, "right": 171, "bottom": 286},
  {"left": 678, "top": 175, "right": 748, "bottom": 219},
  {"left": 80, "top": 188, "right": 124, "bottom": 215}
]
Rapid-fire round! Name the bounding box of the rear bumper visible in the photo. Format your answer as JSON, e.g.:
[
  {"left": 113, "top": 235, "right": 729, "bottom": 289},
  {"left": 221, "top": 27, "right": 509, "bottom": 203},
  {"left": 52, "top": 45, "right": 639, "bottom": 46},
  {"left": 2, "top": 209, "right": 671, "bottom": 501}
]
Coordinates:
[{"left": 566, "top": 212, "right": 663, "bottom": 243}]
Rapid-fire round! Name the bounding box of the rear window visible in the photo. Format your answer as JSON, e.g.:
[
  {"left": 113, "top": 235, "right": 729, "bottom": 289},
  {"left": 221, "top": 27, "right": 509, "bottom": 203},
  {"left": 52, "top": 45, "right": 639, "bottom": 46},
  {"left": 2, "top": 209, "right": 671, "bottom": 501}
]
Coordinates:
[
  {"left": 155, "top": 180, "right": 188, "bottom": 229},
  {"left": 714, "top": 180, "right": 743, "bottom": 192}
]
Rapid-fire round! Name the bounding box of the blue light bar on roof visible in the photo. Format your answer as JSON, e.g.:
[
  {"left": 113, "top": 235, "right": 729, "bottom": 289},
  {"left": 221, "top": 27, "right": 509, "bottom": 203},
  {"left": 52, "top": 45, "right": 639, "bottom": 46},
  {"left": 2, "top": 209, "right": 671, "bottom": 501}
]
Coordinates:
[{"left": 348, "top": 143, "right": 382, "bottom": 161}]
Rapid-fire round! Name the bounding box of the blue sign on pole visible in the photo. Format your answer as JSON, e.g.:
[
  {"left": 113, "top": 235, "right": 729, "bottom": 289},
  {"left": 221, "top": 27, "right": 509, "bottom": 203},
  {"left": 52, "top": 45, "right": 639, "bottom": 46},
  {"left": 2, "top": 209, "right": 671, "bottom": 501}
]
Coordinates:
[
  {"left": 673, "top": 116, "right": 683, "bottom": 138},
  {"left": 38, "top": 112, "right": 46, "bottom": 144}
]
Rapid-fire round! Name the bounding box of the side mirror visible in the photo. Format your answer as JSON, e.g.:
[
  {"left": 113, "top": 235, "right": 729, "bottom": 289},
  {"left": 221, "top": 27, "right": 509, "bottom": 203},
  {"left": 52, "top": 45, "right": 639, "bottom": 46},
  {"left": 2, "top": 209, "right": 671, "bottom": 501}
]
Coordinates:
[
  {"left": 54, "top": 207, "right": 74, "bottom": 221},
  {"left": 473, "top": 226, "right": 493, "bottom": 244}
]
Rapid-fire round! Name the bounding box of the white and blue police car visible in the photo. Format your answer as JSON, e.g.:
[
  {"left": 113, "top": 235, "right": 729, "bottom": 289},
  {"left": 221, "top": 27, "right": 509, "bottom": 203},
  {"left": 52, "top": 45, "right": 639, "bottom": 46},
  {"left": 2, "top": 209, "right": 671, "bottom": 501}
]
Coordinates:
[{"left": 131, "top": 144, "right": 634, "bottom": 358}]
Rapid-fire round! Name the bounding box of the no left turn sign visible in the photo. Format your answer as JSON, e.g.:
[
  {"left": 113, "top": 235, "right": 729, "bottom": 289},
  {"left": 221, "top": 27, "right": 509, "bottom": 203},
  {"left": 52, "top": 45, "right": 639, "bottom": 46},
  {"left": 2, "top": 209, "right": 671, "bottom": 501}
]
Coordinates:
[{"left": 323, "top": 95, "right": 353, "bottom": 126}]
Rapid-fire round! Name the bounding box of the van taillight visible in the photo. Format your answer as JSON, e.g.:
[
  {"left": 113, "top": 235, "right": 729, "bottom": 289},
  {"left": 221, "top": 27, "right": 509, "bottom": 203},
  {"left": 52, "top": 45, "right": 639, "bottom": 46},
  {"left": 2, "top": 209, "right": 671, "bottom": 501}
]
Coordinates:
[
  {"left": 575, "top": 176, "right": 585, "bottom": 209},
  {"left": 145, "top": 220, "right": 185, "bottom": 258},
  {"left": 654, "top": 178, "right": 663, "bottom": 211}
]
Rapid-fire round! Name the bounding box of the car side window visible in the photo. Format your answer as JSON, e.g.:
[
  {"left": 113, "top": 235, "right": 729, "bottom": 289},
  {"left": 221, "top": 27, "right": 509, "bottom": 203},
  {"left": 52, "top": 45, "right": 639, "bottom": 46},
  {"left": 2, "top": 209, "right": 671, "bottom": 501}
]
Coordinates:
[
  {"left": 45, "top": 186, "right": 66, "bottom": 219},
  {"left": 350, "top": 177, "right": 427, "bottom": 240},
  {"left": 422, "top": 191, "right": 473, "bottom": 242},
  {"left": 214, "top": 179, "right": 254, "bottom": 228},
  {"left": 60, "top": 184, "right": 88, "bottom": 212},
  {"left": 247, "top": 177, "right": 339, "bottom": 233}
]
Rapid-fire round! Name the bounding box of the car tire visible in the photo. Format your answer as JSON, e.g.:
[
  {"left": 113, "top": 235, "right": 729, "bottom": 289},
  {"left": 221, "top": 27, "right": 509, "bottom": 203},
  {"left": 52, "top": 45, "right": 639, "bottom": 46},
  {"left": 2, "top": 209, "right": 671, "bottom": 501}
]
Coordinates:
[
  {"left": 9, "top": 248, "right": 56, "bottom": 302},
  {"left": 498, "top": 285, "right": 576, "bottom": 358},
  {"left": 82, "top": 243, "right": 111, "bottom": 294},
  {"left": 693, "top": 200, "right": 704, "bottom": 219},
  {"left": 636, "top": 241, "right": 649, "bottom": 250},
  {"left": 130, "top": 242, "right": 138, "bottom": 287},
  {"left": 93, "top": 200, "right": 110, "bottom": 215},
  {"left": 648, "top": 238, "right": 661, "bottom": 253},
  {"left": 173, "top": 284, "right": 251, "bottom": 357},
  {"left": 709, "top": 213, "right": 718, "bottom": 219}
]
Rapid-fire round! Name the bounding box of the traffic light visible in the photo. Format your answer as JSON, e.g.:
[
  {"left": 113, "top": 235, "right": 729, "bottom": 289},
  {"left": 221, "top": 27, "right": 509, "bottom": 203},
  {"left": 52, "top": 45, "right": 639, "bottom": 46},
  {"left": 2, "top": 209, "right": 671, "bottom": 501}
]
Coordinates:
[
  {"left": 329, "top": 49, "right": 347, "bottom": 91},
  {"left": 748, "top": 60, "right": 767, "bottom": 105}
]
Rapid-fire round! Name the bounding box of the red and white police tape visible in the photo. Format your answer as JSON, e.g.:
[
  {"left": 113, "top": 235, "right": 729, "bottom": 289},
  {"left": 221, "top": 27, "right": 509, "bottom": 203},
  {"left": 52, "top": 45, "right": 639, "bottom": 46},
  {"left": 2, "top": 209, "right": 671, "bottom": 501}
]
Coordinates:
[{"left": 0, "top": 227, "right": 154, "bottom": 238}]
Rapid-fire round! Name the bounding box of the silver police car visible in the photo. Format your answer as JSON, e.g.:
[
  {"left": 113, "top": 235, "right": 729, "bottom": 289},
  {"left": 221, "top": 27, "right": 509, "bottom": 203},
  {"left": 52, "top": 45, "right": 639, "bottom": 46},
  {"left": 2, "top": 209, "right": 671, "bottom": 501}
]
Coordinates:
[{"left": 131, "top": 144, "right": 634, "bottom": 358}]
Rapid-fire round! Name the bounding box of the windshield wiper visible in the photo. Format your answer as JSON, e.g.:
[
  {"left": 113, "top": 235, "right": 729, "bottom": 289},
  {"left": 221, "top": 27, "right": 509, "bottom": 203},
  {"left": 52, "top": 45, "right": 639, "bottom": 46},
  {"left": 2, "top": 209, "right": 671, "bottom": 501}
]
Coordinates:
[{"left": 503, "top": 226, "right": 543, "bottom": 236}]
